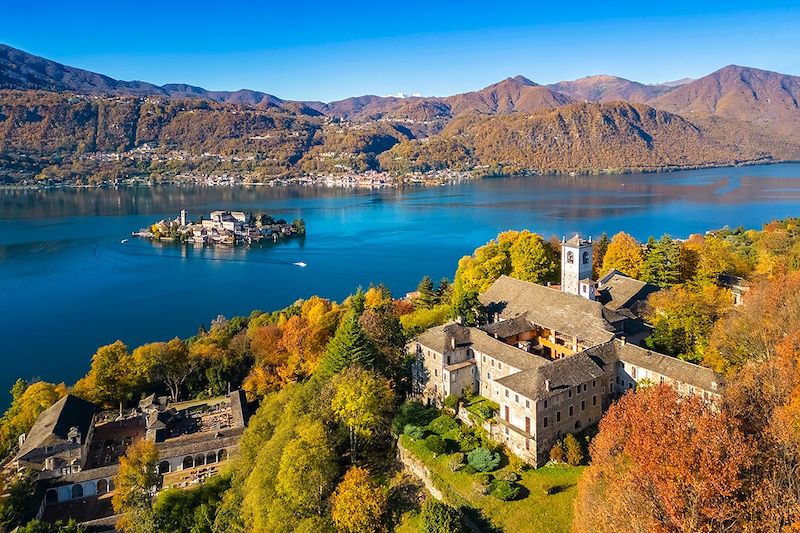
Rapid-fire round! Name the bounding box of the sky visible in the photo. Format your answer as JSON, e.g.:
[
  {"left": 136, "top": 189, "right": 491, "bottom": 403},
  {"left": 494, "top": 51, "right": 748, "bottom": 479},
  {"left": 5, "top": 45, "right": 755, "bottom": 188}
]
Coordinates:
[{"left": 4, "top": 1, "right": 800, "bottom": 101}]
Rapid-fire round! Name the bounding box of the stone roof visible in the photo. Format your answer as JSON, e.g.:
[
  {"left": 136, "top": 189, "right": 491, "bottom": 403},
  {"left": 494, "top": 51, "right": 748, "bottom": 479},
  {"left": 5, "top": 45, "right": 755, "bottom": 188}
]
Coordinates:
[
  {"left": 468, "top": 328, "right": 549, "bottom": 371},
  {"left": 479, "top": 276, "right": 621, "bottom": 345},
  {"left": 480, "top": 315, "right": 534, "bottom": 339},
  {"left": 16, "top": 395, "right": 96, "bottom": 461},
  {"left": 495, "top": 351, "right": 607, "bottom": 401},
  {"left": 597, "top": 270, "right": 660, "bottom": 312},
  {"left": 155, "top": 427, "right": 243, "bottom": 459},
  {"left": 613, "top": 340, "right": 723, "bottom": 392},
  {"left": 414, "top": 322, "right": 471, "bottom": 354},
  {"left": 49, "top": 464, "right": 119, "bottom": 485},
  {"left": 563, "top": 234, "right": 589, "bottom": 247},
  {"left": 229, "top": 389, "right": 250, "bottom": 428}
]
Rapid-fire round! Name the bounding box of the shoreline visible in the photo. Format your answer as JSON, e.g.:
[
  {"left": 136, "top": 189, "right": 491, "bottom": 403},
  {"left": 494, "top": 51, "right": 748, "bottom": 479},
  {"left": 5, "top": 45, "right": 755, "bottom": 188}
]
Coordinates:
[{"left": 0, "top": 158, "right": 795, "bottom": 191}]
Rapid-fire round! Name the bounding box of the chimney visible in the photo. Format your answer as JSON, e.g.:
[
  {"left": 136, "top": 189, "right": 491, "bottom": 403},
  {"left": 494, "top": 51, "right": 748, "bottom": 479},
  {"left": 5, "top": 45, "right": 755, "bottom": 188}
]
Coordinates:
[
  {"left": 561, "top": 235, "right": 566, "bottom": 244},
  {"left": 450, "top": 336, "right": 456, "bottom": 350},
  {"left": 545, "top": 379, "right": 551, "bottom": 391},
  {"left": 588, "top": 235, "right": 592, "bottom": 244},
  {"left": 619, "top": 336, "right": 627, "bottom": 346}
]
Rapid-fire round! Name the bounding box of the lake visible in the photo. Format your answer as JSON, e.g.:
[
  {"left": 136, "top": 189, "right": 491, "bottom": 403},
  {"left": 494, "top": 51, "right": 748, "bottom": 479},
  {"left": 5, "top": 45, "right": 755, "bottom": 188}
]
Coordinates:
[{"left": 3, "top": 163, "right": 800, "bottom": 404}]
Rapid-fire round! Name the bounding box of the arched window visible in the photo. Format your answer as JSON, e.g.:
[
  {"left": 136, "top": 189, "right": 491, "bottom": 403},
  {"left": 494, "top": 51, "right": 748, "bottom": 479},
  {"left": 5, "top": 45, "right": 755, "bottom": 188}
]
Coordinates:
[
  {"left": 97, "top": 479, "right": 108, "bottom": 494},
  {"left": 108, "top": 479, "right": 115, "bottom": 491},
  {"left": 582, "top": 251, "right": 589, "bottom": 265},
  {"left": 194, "top": 454, "right": 206, "bottom": 466},
  {"left": 218, "top": 449, "right": 228, "bottom": 462},
  {"left": 71, "top": 484, "right": 84, "bottom": 500},
  {"left": 575, "top": 420, "right": 582, "bottom": 430},
  {"left": 566, "top": 251, "right": 574, "bottom": 264},
  {"left": 206, "top": 452, "right": 217, "bottom": 464},
  {"left": 158, "top": 461, "right": 170, "bottom": 474},
  {"left": 45, "top": 489, "right": 58, "bottom": 505},
  {"left": 182, "top": 456, "right": 194, "bottom": 470}
]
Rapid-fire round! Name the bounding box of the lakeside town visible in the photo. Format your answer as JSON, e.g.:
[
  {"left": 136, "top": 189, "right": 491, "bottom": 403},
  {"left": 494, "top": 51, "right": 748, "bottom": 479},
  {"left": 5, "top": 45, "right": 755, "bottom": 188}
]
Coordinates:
[{"left": 133, "top": 209, "right": 306, "bottom": 246}]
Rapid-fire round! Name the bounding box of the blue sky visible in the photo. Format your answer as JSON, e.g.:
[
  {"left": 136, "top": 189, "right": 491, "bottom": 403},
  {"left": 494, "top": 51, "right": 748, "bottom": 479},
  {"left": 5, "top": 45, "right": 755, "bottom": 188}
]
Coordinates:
[{"left": 4, "top": 1, "right": 800, "bottom": 101}]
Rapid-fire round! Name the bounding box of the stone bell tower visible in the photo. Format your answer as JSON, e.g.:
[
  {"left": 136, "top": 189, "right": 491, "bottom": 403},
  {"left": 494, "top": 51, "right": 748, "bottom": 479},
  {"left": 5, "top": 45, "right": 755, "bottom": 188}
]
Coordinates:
[{"left": 560, "top": 234, "right": 593, "bottom": 297}]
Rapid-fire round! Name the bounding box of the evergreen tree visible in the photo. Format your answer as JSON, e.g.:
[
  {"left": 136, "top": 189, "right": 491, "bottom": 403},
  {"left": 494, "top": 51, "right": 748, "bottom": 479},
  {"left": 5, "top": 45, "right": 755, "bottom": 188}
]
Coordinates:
[
  {"left": 416, "top": 276, "right": 437, "bottom": 309},
  {"left": 318, "top": 311, "right": 377, "bottom": 378},
  {"left": 593, "top": 233, "right": 610, "bottom": 278},
  {"left": 436, "top": 278, "right": 452, "bottom": 305},
  {"left": 642, "top": 235, "right": 682, "bottom": 287}
]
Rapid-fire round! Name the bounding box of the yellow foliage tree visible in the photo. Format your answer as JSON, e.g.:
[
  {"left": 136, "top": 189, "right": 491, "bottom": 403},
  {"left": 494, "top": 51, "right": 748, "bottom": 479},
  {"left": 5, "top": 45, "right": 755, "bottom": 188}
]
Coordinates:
[
  {"left": 331, "top": 466, "right": 387, "bottom": 532},
  {"left": 113, "top": 439, "right": 159, "bottom": 533},
  {"left": 601, "top": 232, "right": 644, "bottom": 279}
]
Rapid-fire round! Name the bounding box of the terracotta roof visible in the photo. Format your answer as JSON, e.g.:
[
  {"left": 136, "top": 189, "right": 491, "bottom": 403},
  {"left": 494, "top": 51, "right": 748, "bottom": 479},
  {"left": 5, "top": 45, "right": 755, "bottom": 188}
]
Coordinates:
[
  {"left": 479, "top": 276, "right": 621, "bottom": 345},
  {"left": 597, "top": 270, "right": 660, "bottom": 312},
  {"left": 16, "top": 395, "right": 96, "bottom": 461}
]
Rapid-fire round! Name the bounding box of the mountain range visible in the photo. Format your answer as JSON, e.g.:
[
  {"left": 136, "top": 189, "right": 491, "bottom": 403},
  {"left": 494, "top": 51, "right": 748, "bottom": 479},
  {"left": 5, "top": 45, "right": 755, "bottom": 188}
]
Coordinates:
[{"left": 1, "top": 43, "right": 799, "bottom": 183}]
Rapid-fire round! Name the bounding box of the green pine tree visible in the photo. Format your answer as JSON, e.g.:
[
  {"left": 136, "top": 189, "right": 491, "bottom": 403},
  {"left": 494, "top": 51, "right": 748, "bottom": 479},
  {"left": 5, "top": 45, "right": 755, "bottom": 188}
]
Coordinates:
[
  {"left": 318, "top": 311, "right": 377, "bottom": 378},
  {"left": 436, "top": 278, "right": 452, "bottom": 305},
  {"left": 592, "top": 233, "right": 610, "bottom": 278},
  {"left": 416, "top": 276, "right": 437, "bottom": 309},
  {"left": 642, "top": 235, "right": 682, "bottom": 287}
]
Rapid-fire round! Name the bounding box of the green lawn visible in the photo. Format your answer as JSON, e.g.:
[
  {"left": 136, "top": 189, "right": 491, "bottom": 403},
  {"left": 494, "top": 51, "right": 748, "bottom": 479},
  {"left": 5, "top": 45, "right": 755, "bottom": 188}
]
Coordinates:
[{"left": 399, "top": 435, "right": 583, "bottom": 533}]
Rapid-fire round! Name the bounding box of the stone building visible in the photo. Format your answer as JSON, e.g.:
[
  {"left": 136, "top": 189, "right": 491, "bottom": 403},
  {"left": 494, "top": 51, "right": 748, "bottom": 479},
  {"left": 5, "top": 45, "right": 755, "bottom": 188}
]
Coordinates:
[{"left": 411, "top": 235, "right": 723, "bottom": 466}]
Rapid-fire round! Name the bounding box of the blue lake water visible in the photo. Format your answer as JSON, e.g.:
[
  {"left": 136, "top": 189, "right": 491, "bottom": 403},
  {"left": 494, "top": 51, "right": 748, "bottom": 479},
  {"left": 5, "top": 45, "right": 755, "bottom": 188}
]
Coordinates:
[{"left": 3, "top": 163, "right": 800, "bottom": 405}]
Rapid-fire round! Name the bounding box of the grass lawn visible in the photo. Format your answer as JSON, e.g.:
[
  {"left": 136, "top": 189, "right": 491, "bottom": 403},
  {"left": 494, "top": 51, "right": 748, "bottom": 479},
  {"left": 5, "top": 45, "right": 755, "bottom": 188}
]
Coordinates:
[{"left": 400, "top": 435, "right": 583, "bottom": 533}]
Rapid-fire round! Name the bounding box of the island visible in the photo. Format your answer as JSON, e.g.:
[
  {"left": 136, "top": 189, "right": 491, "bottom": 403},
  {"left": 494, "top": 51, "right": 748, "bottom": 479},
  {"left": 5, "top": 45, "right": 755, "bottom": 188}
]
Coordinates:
[{"left": 133, "top": 209, "right": 305, "bottom": 245}]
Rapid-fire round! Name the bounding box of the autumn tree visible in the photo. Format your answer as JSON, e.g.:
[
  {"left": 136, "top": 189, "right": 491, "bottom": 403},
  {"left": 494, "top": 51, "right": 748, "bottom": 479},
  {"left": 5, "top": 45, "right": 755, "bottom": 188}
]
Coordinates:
[
  {"left": 563, "top": 433, "right": 584, "bottom": 466},
  {"left": 506, "top": 230, "right": 558, "bottom": 284},
  {"left": 276, "top": 418, "right": 338, "bottom": 516},
  {"left": 318, "top": 312, "right": 377, "bottom": 378},
  {"left": 113, "top": 440, "right": 160, "bottom": 533},
  {"left": 330, "top": 467, "right": 387, "bottom": 532},
  {"left": 600, "top": 232, "right": 644, "bottom": 279},
  {"left": 0, "top": 380, "right": 67, "bottom": 457},
  {"left": 75, "top": 341, "right": 136, "bottom": 411},
  {"left": 329, "top": 366, "right": 395, "bottom": 463},
  {"left": 573, "top": 385, "right": 752, "bottom": 533}
]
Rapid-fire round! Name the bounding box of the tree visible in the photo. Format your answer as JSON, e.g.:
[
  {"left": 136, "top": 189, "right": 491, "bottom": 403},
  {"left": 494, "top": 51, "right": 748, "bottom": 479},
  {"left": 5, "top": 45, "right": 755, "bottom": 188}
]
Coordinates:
[
  {"left": 451, "top": 281, "right": 483, "bottom": 326},
  {"left": 467, "top": 447, "right": 500, "bottom": 472},
  {"left": 77, "top": 341, "right": 136, "bottom": 411},
  {"left": 113, "top": 440, "right": 160, "bottom": 533},
  {"left": 420, "top": 499, "right": 462, "bottom": 533},
  {"left": 573, "top": 385, "right": 752, "bottom": 533},
  {"left": 275, "top": 419, "right": 338, "bottom": 516},
  {"left": 329, "top": 366, "right": 395, "bottom": 463},
  {"left": 318, "top": 312, "right": 377, "bottom": 378},
  {"left": 563, "top": 433, "right": 583, "bottom": 466},
  {"left": 416, "top": 276, "right": 437, "bottom": 310},
  {"left": 507, "top": 230, "right": 558, "bottom": 284},
  {"left": 601, "top": 232, "right": 644, "bottom": 279},
  {"left": 642, "top": 235, "right": 682, "bottom": 287},
  {"left": 0, "top": 380, "right": 66, "bottom": 457},
  {"left": 436, "top": 278, "right": 452, "bottom": 305},
  {"left": 0, "top": 472, "right": 36, "bottom": 530},
  {"left": 592, "top": 233, "right": 610, "bottom": 278},
  {"left": 549, "top": 441, "right": 565, "bottom": 463},
  {"left": 645, "top": 285, "right": 732, "bottom": 363},
  {"left": 331, "top": 467, "right": 387, "bottom": 532}
]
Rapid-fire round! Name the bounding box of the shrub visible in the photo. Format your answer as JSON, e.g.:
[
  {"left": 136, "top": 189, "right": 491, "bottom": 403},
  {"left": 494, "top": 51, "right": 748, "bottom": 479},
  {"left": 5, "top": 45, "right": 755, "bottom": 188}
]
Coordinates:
[
  {"left": 448, "top": 452, "right": 465, "bottom": 472},
  {"left": 472, "top": 403, "right": 495, "bottom": 420},
  {"left": 393, "top": 401, "right": 438, "bottom": 434},
  {"left": 491, "top": 480, "right": 521, "bottom": 501},
  {"left": 564, "top": 433, "right": 584, "bottom": 466},
  {"left": 460, "top": 464, "right": 477, "bottom": 475},
  {"left": 421, "top": 498, "right": 463, "bottom": 533},
  {"left": 425, "top": 435, "right": 446, "bottom": 456},
  {"left": 428, "top": 414, "right": 459, "bottom": 436},
  {"left": 549, "top": 440, "right": 566, "bottom": 463},
  {"left": 507, "top": 452, "right": 527, "bottom": 473},
  {"left": 474, "top": 472, "right": 492, "bottom": 486},
  {"left": 473, "top": 481, "right": 490, "bottom": 495},
  {"left": 443, "top": 395, "right": 460, "bottom": 409},
  {"left": 404, "top": 424, "right": 426, "bottom": 440},
  {"left": 455, "top": 429, "right": 480, "bottom": 452},
  {"left": 498, "top": 470, "right": 519, "bottom": 482},
  {"left": 467, "top": 447, "right": 501, "bottom": 472}
]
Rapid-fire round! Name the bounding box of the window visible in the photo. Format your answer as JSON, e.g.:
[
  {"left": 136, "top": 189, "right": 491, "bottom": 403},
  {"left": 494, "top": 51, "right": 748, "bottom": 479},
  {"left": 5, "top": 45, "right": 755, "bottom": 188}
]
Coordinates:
[
  {"left": 505, "top": 389, "right": 509, "bottom": 398},
  {"left": 592, "top": 395, "right": 597, "bottom": 406},
  {"left": 525, "top": 399, "right": 530, "bottom": 408},
  {"left": 543, "top": 417, "right": 549, "bottom": 428},
  {"left": 482, "top": 355, "right": 486, "bottom": 362},
  {"left": 447, "top": 355, "right": 451, "bottom": 364},
  {"left": 498, "top": 362, "right": 502, "bottom": 370},
  {"left": 632, "top": 366, "right": 638, "bottom": 379},
  {"left": 582, "top": 251, "right": 589, "bottom": 265},
  {"left": 487, "top": 372, "right": 492, "bottom": 380},
  {"left": 491, "top": 359, "right": 495, "bottom": 367},
  {"left": 583, "top": 384, "right": 587, "bottom": 392},
  {"left": 610, "top": 383, "right": 614, "bottom": 392},
  {"left": 556, "top": 411, "right": 561, "bottom": 422},
  {"left": 592, "top": 379, "right": 596, "bottom": 388},
  {"left": 581, "top": 400, "right": 586, "bottom": 411},
  {"left": 515, "top": 394, "right": 519, "bottom": 403},
  {"left": 434, "top": 369, "right": 438, "bottom": 377},
  {"left": 568, "top": 389, "right": 572, "bottom": 398},
  {"left": 569, "top": 405, "right": 574, "bottom": 416},
  {"left": 660, "top": 376, "right": 665, "bottom": 384},
  {"left": 567, "top": 251, "right": 574, "bottom": 264},
  {"left": 544, "top": 399, "right": 548, "bottom": 408}
]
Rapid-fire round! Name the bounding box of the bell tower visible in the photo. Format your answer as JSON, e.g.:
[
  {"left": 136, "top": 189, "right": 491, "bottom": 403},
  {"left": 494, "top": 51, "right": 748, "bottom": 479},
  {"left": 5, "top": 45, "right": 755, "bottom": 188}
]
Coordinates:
[{"left": 561, "top": 234, "right": 593, "bottom": 296}]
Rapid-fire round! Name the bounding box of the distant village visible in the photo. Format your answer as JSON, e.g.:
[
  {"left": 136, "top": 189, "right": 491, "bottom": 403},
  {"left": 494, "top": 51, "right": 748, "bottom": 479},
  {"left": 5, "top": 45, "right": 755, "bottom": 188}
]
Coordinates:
[{"left": 133, "top": 209, "right": 305, "bottom": 246}]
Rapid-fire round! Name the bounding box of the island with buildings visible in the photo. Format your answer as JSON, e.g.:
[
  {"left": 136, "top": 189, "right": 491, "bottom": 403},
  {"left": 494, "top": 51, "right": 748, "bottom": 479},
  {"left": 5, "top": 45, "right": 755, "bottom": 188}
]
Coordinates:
[{"left": 133, "top": 209, "right": 305, "bottom": 246}]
